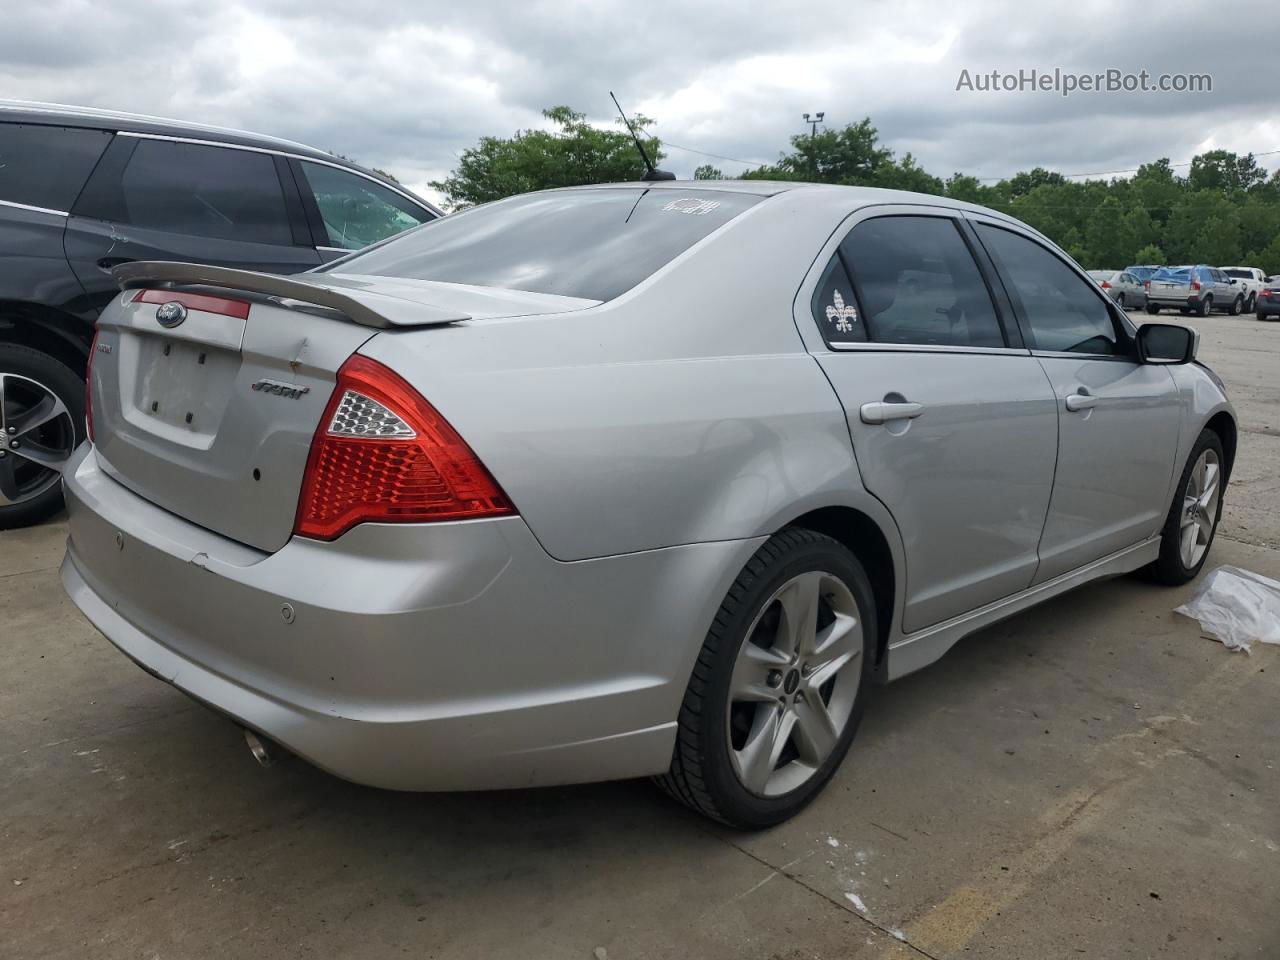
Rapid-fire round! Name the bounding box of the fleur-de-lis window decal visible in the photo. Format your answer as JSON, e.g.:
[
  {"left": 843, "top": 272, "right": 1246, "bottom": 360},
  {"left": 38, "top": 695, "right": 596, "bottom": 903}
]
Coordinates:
[{"left": 825, "top": 290, "right": 857, "bottom": 333}]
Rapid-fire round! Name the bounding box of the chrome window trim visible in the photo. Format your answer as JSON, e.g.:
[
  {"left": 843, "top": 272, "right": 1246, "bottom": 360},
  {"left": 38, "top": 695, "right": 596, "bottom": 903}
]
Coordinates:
[
  {"left": 316, "top": 245, "right": 351, "bottom": 253},
  {"left": 115, "top": 131, "right": 443, "bottom": 218},
  {"left": 1029, "top": 349, "right": 1137, "bottom": 363},
  {"left": 0, "top": 197, "right": 70, "bottom": 218},
  {"left": 827, "top": 341, "right": 1030, "bottom": 357}
]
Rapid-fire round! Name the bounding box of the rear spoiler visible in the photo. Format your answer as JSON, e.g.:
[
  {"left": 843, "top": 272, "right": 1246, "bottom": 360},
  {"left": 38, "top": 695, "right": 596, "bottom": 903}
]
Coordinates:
[{"left": 112, "top": 261, "right": 471, "bottom": 330}]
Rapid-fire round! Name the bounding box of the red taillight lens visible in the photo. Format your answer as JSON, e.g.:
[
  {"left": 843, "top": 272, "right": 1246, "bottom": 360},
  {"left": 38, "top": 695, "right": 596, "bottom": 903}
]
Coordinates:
[
  {"left": 85, "top": 329, "right": 99, "bottom": 443},
  {"left": 294, "top": 355, "right": 514, "bottom": 540},
  {"left": 1100, "top": 281, "right": 1111, "bottom": 289},
  {"left": 1262, "top": 290, "right": 1272, "bottom": 298},
  {"left": 1190, "top": 280, "right": 1201, "bottom": 292},
  {"left": 1144, "top": 280, "right": 1151, "bottom": 289}
]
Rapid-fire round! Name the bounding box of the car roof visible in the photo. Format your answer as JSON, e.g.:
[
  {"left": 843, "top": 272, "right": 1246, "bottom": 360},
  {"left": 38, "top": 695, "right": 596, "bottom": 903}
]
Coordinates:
[
  {"left": 0, "top": 99, "right": 432, "bottom": 208},
  {"left": 550, "top": 179, "right": 1030, "bottom": 225}
]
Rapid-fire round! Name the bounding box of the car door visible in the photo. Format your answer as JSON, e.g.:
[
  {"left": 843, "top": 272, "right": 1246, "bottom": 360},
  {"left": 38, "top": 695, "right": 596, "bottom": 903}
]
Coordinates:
[
  {"left": 1213, "top": 269, "right": 1236, "bottom": 308},
  {"left": 64, "top": 134, "right": 321, "bottom": 314},
  {"left": 804, "top": 208, "right": 1059, "bottom": 632},
  {"left": 289, "top": 159, "right": 437, "bottom": 264},
  {"left": 969, "top": 218, "right": 1181, "bottom": 583}
]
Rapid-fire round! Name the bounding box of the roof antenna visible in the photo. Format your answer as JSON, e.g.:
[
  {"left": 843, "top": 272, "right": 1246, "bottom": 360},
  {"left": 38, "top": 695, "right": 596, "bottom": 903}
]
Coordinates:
[{"left": 610, "top": 91, "right": 676, "bottom": 181}]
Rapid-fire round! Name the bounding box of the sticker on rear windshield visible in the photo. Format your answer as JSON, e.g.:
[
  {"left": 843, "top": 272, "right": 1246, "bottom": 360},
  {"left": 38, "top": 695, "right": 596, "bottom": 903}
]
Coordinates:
[
  {"left": 662, "top": 198, "right": 721, "bottom": 215},
  {"left": 826, "top": 290, "right": 857, "bottom": 332}
]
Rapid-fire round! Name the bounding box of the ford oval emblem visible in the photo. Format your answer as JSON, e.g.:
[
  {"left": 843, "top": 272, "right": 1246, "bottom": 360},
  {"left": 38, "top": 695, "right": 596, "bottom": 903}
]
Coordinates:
[{"left": 155, "top": 301, "right": 187, "bottom": 328}]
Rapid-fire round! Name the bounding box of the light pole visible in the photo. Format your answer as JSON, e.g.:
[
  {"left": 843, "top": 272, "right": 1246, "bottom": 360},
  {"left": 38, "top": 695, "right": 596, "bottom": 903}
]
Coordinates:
[{"left": 802, "top": 111, "right": 825, "bottom": 138}]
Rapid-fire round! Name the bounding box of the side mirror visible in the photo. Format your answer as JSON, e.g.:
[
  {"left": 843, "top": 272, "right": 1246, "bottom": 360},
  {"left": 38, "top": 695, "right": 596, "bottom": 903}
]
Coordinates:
[{"left": 1138, "top": 322, "right": 1198, "bottom": 364}]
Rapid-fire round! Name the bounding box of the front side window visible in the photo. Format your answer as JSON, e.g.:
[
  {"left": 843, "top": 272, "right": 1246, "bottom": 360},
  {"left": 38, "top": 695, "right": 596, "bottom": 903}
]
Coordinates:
[
  {"left": 836, "top": 216, "right": 1005, "bottom": 348},
  {"left": 297, "top": 161, "right": 433, "bottom": 250},
  {"left": 328, "top": 188, "right": 761, "bottom": 301},
  {"left": 114, "top": 139, "right": 293, "bottom": 245},
  {"left": 0, "top": 123, "right": 112, "bottom": 211},
  {"left": 977, "top": 224, "right": 1120, "bottom": 356}
]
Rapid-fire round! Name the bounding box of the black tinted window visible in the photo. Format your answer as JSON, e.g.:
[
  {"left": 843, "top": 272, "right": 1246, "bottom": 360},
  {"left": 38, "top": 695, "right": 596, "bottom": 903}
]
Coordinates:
[
  {"left": 977, "top": 225, "right": 1120, "bottom": 355},
  {"left": 0, "top": 123, "right": 111, "bottom": 211},
  {"left": 838, "top": 216, "right": 1005, "bottom": 348},
  {"left": 329, "top": 188, "right": 760, "bottom": 301},
  {"left": 811, "top": 253, "right": 867, "bottom": 345},
  {"left": 298, "top": 161, "right": 433, "bottom": 250},
  {"left": 113, "top": 139, "right": 292, "bottom": 245}
]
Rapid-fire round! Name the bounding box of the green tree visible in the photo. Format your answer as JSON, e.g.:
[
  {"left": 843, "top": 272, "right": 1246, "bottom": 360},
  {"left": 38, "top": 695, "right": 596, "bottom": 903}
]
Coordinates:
[
  {"left": 1132, "top": 243, "right": 1166, "bottom": 266},
  {"left": 745, "top": 118, "right": 890, "bottom": 184},
  {"left": 429, "top": 106, "right": 663, "bottom": 209},
  {"left": 1163, "top": 190, "right": 1242, "bottom": 265},
  {"left": 692, "top": 164, "right": 725, "bottom": 180},
  {"left": 871, "top": 153, "right": 944, "bottom": 194},
  {"left": 1188, "top": 150, "right": 1266, "bottom": 195}
]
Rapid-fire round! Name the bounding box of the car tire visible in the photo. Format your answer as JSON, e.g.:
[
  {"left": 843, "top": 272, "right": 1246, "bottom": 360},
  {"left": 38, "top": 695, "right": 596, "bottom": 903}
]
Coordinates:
[
  {"left": 1116, "top": 293, "right": 1126, "bottom": 309},
  {"left": 656, "top": 527, "right": 876, "bottom": 828},
  {"left": 1258, "top": 312, "right": 1267, "bottom": 322},
  {"left": 1228, "top": 295, "right": 1242, "bottom": 316},
  {"left": 1196, "top": 297, "right": 1212, "bottom": 318},
  {"left": 1245, "top": 294, "right": 1256, "bottom": 312},
  {"left": 1146, "top": 304, "right": 1160, "bottom": 315},
  {"left": 0, "top": 343, "right": 85, "bottom": 529},
  {"left": 1149, "top": 428, "right": 1226, "bottom": 586}
]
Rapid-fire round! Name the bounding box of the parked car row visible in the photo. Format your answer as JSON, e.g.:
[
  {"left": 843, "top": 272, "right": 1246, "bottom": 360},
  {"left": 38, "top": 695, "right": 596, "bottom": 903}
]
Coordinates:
[
  {"left": 0, "top": 101, "right": 441, "bottom": 528},
  {"left": 1089, "top": 262, "right": 1277, "bottom": 321}
]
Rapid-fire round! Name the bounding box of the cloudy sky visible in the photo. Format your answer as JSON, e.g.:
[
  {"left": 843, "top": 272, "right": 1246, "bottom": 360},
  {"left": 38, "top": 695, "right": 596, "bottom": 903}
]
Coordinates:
[{"left": 4, "top": 0, "right": 1277, "bottom": 204}]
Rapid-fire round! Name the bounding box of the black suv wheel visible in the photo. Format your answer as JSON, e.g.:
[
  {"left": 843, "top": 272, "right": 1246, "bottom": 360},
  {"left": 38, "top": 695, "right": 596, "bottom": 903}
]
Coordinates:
[{"left": 0, "top": 343, "right": 85, "bottom": 528}]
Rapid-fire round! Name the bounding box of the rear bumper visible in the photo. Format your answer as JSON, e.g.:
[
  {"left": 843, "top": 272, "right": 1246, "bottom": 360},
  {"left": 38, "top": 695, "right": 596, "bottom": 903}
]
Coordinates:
[
  {"left": 61, "top": 445, "right": 761, "bottom": 790},
  {"left": 1255, "top": 299, "right": 1280, "bottom": 317},
  {"left": 1146, "top": 293, "right": 1199, "bottom": 308}
]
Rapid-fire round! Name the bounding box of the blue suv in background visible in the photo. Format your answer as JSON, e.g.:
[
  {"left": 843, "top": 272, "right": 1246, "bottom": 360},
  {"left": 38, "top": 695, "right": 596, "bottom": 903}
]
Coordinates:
[{"left": 0, "top": 101, "right": 440, "bottom": 527}]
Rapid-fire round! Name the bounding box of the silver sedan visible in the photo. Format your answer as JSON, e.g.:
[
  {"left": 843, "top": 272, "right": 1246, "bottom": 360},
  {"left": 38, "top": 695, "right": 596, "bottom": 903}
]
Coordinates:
[
  {"left": 61, "top": 182, "right": 1235, "bottom": 827},
  {"left": 1088, "top": 269, "right": 1147, "bottom": 309}
]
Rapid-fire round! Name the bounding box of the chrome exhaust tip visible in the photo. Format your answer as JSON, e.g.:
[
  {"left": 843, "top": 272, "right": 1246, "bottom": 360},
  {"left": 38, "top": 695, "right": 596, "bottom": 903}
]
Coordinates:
[{"left": 243, "top": 728, "right": 274, "bottom": 768}]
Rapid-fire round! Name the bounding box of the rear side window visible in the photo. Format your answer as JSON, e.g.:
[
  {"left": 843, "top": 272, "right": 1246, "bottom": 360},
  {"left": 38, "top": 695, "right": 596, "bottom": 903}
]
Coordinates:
[
  {"left": 977, "top": 224, "right": 1120, "bottom": 356},
  {"left": 79, "top": 138, "right": 293, "bottom": 246},
  {"left": 810, "top": 253, "right": 867, "bottom": 344},
  {"left": 0, "top": 123, "right": 111, "bottom": 211},
  {"left": 328, "top": 188, "right": 761, "bottom": 301},
  {"left": 297, "top": 161, "right": 433, "bottom": 250},
  {"left": 833, "top": 215, "right": 1005, "bottom": 348}
]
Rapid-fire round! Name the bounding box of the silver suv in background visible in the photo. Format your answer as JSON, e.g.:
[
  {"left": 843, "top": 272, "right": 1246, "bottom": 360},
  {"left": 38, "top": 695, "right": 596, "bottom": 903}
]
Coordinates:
[
  {"left": 1146, "top": 265, "right": 1244, "bottom": 317},
  {"left": 1221, "top": 266, "right": 1266, "bottom": 313},
  {"left": 1088, "top": 269, "right": 1146, "bottom": 309}
]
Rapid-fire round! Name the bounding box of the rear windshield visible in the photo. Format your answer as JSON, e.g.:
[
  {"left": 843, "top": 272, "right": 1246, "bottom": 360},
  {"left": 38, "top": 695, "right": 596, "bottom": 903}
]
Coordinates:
[
  {"left": 1124, "top": 265, "right": 1156, "bottom": 281},
  {"left": 1087, "top": 270, "right": 1116, "bottom": 280},
  {"left": 323, "top": 188, "right": 761, "bottom": 301},
  {"left": 1151, "top": 267, "right": 1191, "bottom": 281},
  {"left": 1223, "top": 268, "right": 1253, "bottom": 279}
]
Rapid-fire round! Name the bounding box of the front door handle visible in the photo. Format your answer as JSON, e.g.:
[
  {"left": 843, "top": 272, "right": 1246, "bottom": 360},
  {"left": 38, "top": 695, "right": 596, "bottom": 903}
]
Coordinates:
[
  {"left": 1065, "top": 393, "right": 1098, "bottom": 412},
  {"left": 860, "top": 400, "right": 925, "bottom": 424}
]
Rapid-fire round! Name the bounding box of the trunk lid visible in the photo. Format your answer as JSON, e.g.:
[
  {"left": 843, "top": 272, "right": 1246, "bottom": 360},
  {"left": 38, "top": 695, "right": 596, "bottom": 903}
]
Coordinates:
[{"left": 90, "top": 264, "right": 596, "bottom": 552}]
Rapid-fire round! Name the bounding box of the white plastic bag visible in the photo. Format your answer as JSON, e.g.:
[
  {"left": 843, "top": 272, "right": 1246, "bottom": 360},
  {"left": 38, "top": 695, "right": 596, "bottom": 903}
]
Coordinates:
[{"left": 1174, "top": 565, "right": 1280, "bottom": 652}]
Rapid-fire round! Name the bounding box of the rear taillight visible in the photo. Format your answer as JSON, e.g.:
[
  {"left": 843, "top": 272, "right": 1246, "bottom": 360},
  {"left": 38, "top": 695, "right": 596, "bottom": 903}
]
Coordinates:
[
  {"left": 1100, "top": 281, "right": 1111, "bottom": 289},
  {"left": 85, "top": 329, "right": 99, "bottom": 443},
  {"left": 1190, "top": 280, "right": 1201, "bottom": 292},
  {"left": 1144, "top": 280, "right": 1151, "bottom": 290},
  {"left": 294, "top": 355, "right": 514, "bottom": 541},
  {"left": 1262, "top": 289, "right": 1273, "bottom": 298}
]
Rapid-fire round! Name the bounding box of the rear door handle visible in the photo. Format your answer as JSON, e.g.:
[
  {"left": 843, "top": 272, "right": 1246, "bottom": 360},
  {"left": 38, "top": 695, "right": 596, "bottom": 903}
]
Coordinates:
[
  {"left": 1065, "top": 393, "right": 1098, "bottom": 412},
  {"left": 860, "top": 401, "right": 925, "bottom": 424}
]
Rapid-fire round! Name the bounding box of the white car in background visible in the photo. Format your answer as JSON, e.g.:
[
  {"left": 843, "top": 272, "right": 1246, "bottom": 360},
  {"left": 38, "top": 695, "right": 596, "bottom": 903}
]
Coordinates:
[{"left": 1221, "top": 267, "right": 1266, "bottom": 313}]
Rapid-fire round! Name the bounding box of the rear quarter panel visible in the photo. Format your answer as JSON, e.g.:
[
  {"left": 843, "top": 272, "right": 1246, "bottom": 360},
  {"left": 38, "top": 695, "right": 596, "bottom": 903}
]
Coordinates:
[{"left": 357, "top": 191, "right": 889, "bottom": 563}]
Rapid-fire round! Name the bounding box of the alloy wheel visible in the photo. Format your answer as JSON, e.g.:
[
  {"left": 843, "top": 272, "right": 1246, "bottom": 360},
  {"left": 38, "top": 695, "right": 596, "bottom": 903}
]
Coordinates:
[
  {"left": 0, "top": 373, "right": 77, "bottom": 506},
  {"left": 1180, "top": 448, "right": 1220, "bottom": 569},
  {"left": 726, "top": 570, "right": 863, "bottom": 797}
]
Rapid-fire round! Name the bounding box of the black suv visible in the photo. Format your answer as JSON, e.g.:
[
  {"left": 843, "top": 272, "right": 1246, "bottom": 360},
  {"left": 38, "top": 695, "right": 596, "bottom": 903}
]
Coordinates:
[{"left": 0, "top": 101, "right": 440, "bottom": 527}]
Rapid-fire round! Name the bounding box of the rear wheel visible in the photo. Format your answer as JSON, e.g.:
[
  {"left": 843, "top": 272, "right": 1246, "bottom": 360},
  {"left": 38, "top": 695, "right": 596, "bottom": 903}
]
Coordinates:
[
  {"left": 1245, "top": 293, "right": 1256, "bottom": 312},
  {"left": 1228, "top": 295, "right": 1242, "bottom": 316},
  {"left": 657, "top": 528, "right": 875, "bottom": 828},
  {"left": 1146, "top": 304, "right": 1161, "bottom": 315},
  {"left": 1150, "top": 429, "right": 1225, "bottom": 585},
  {"left": 1116, "top": 293, "right": 1126, "bottom": 309},
  {"left": 1196, "top": 297, "right": 1212, "bottom": 318},
  {"left": 0, "top": 344, "right": 84, "bottom": 529}
]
